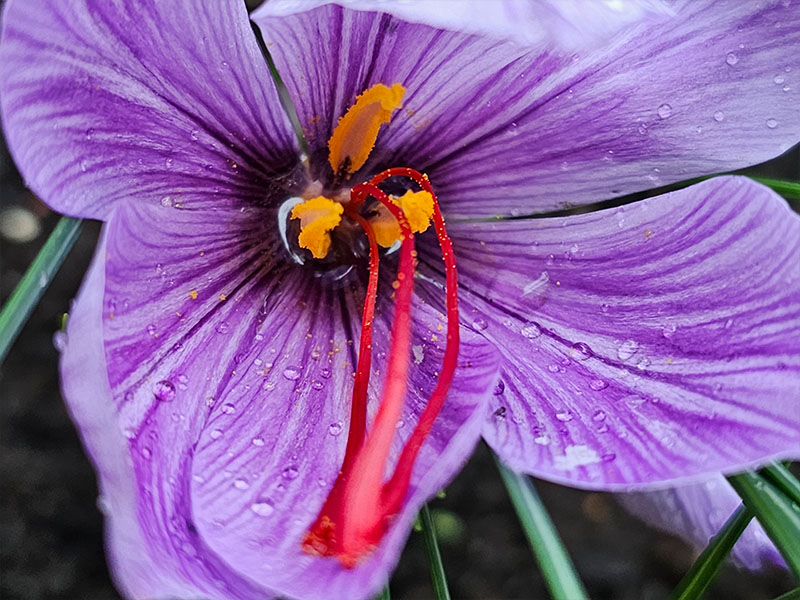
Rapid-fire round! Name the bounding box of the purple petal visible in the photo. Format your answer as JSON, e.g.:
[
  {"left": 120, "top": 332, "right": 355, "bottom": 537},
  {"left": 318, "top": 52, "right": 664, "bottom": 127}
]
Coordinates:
[
  {"left": 0, "top": 0, "right": 297, "bottom": 220},
  {"left": 418, "top": 177, "right": 800, "bottom": 488},
  {"left": 617, "top": 475, "right": 783, "bottom": 570},
  {"left": 254, "top": 0, "right": 672, "bottom": 49},
  {"left": 255, "top": 3, "right": 799, "bottom": 218},
  {"left": 63, "top": 201, "right": 500, "bottom": 599}
]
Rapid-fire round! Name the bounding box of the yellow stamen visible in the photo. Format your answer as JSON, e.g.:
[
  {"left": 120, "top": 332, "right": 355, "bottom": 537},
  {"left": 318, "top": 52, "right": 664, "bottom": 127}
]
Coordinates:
[
  {"left": 291, "top": 196, "right": 344, "bottom": 259},
  {"left": 370, "top": 190, "right": 434, "bottom": 248},
  {"left": 328, "top": 83, "right": 405, "bottom": 176}
]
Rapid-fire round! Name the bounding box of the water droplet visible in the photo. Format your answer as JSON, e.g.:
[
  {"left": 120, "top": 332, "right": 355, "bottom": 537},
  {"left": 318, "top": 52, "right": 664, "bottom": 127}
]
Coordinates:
[
  {"left": 328, "top": 421, "right": 343, "bottom": 436},
  {"left": 160, "top": 196, "right": 174, "bottom": 208},
  {"left": 250, "top": 500, "right": 274, "bottom": 516},
  {"left": 766, "top": 118, "right": 778, "bottom": 129},
  {"left": 493, "top": 406, "right": 506, "bottom": 419},
  {"left": 215, "top": 322, "right": 230, "bottom": 334},
  {"left": 657, "top": 103, "right": 672, "bottom": 119},
  {"left": 592, "top": 410, "right": 607, "bottom": 422},
  {"left": 617, "top": 339, "right": 639, "bottom": 361},
  {"left": 724, "top": 318, "right": 734, "bottom": 329},
  {"left": 661, "top": 323, "right": 677, "bottom": 339},
  {"left": 472, "top": 318, "right": 488, "bottom": 331},
  {"left": 320, "top": 368, "right": 331, "bottom": 379},
  {"left": 555, "top": 410, "right": 573, "bottom": 422},
  {"left": 251, "top": 436, "right": 265, "bottom": 446},
  {"left": 602, "top": 453, "right": 617, "bottom": 463},
  {"left": 221, "top": 402, "right": 236, "bottom": 414},
  {"left": 312, "top": 380, "right": 324, "bottom": 391},
  {"left": 209, "top": 428, "right": 223, "bottom": 440},
  {"left": 725, "top": 52, "right": 739, "bottom": 66},
  {"left": 521, "top": 323, "right": 542, "bottom": 339},
  {"left": 282, "top": 466, "right": 299, "bottom": 480},
  {"left": 624, "top": 395, "right": 646, "bottom": 409},
  {"left": 637, "top": 124, "right": 648, "bottom": 135},
  {"left": 589, "top": 379, "right": 608, "bottom": 391},
  {"left": 233, "top": 478, "right": 249, "bottom": 490},
  {"left": 52, "top": 330, "right": 67, "bottom": 352},
  {"left": 636, "top": 357, "right": 651, "bottom": 371},
  {"left": 154, "top": 380, "right": 176, "bottom": 402},
  {"left": 774, "top": 74, "right": 786, "bottom": 84},
  {"left": 713, "top": 110, "right": 725, "bottom": 122},
  {"left": 570, "top": 342, "right": 592, "bottom": 361},
  {"left": 493, "top": 380, "right": 505, "bottom": 395},
  {"left": 547, "top": 364, "right": 560, "bottom": 373},
  {"left": 140, "top": 446, "right": 152, "bottom": 459},
  {"left": 534, "top": 435, "right": 550, "bottom": 445},
  {"left": 146, "top": 323, "right": 157, "bottom": 336},
  {"left": 412, "top": 345, "right": 424, "bottom": 364},
  {"left": 282, "top": 366, "right": 302, "bottom": 381}
]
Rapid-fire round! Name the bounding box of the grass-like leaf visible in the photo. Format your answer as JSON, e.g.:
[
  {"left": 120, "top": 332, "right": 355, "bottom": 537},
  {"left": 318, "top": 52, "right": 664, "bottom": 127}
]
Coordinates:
[
  {"left": 773, "top": 586, "right": 800, "bottom": 600},
  {"left": 728, "top": 471, "right": 800, "bottom": 580},
  {"left": 667, "top": 503, "right": 753, "bottom": 600},
  {"left": 420, "top": 503, "right": 451, "bottom": 600},
  {"left": 748, "top": 176, "right": 800, "bottom": 200},
  {"left": 0, "top": 216, "right": 83, "bottom": 365},
  {"left": 495, "top": 456, "right": 588, "bottom": 600},
  {"left": 760, "top": 463, "right": 800, "bottom": 506}
]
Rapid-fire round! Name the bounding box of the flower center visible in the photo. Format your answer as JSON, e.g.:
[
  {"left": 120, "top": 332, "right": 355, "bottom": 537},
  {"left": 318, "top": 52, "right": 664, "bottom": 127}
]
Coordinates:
[{"left": 290, "top": 84, "right": 461, "bottom": 567}]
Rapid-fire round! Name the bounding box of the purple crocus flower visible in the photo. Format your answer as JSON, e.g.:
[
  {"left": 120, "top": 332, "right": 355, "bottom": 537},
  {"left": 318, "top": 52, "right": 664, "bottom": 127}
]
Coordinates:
[{"left": 1, "top": 0, "right": 799, "bottom": 598}]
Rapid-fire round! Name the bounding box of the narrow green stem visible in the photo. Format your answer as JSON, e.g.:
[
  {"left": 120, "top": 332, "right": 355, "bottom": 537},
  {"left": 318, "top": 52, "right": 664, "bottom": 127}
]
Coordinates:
[
  {"left": 249, "top": 21, "right": 309, "bottom": 156},
  {"left": 420, "top": 504, "right": 451, "bottom": 600},
  {"left": 773, "top": 586, "right": 800, "bottom": 600},
  {"left": 495, "top": 456, "right": 588, "bottom": 600},
  {"left": 728, "top": 471, "right": 800, "bottom": 580},
  {"left": 0, "top": 216, "right": 83, "bottom": 365},
  {"left": 760, "top": 463, "right": 800, "bottom": 506},
  {"left": 748, "top": 176, "right": 800, "bottom": 200},
  {"left": 668, "top": 504, "right": 753, "bottom": 600}
]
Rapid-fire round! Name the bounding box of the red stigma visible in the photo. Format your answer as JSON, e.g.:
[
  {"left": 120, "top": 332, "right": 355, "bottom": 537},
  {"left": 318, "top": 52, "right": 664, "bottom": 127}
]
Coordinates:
[{"left": 302, "top": 168, "right": 460, "bottom": 566}]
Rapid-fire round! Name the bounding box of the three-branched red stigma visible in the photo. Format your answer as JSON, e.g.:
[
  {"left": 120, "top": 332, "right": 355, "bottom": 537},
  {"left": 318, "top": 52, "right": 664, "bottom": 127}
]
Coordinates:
[{"left": 301, "top": 167, "right": 460, "bottom": 567}]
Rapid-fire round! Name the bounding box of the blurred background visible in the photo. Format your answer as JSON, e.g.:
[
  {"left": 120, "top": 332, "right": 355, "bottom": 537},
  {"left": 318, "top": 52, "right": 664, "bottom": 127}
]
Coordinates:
[{"left": 1, "top": 1, "right": 799, "bottom": 597}]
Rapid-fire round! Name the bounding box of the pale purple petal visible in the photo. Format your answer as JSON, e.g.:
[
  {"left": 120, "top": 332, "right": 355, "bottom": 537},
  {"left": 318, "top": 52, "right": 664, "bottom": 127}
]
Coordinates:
[
  {"left": 255, "top": 2, "right": 799, "bottom": 218},
  {"left": 417, "top": 177, "right": 800, "bottom": 488},
  {"left": 65, "top": 201, "right": 500, "bottom": 599},
  {"left": 0, "top": 0, "right": 297, "bottom": 219},
  {"left": 617, "top": 475, "right": 783, "bottom": 570},
  {"left": 255, "top": 0, "right": 672, "bottom": 49}
]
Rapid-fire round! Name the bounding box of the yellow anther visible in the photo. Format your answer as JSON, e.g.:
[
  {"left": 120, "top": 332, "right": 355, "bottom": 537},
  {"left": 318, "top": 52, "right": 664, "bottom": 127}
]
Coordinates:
[
  {"left": 370, "top": 190, "right": 434, "bottom": 248},
  {"left": 328, "top": 83, "right": 405, "bottom": 176},
  {"left": 291, "top": 196, "right": 344, "bottom": 259}
]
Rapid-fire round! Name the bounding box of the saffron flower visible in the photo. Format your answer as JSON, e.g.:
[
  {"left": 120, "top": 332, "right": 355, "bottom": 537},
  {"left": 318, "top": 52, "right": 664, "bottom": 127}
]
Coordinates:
[{"left": 1, "top": 0, "right": 799, "bottom": 598}]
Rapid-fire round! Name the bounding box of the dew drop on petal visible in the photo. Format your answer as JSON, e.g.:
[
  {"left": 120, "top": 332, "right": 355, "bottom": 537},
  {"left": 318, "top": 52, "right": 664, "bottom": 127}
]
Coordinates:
[
  {"left": 713, "top": 110, "right": 725, "bottom": 122},
  {"left": 233, "top": 478, "right": 250, "bottom": 490},
  {"left": 312, "top": 380, "right": 324, "bottom": 391},
  {"left": 766, "top": 118, "right": 778, "bottom": 129},
  {"left": 774, "top": 74, "right": 786, "bottom": 84},
  {"left": 251, "top": 436, "right": 265, "bottom": 447},
  {"left": 534, "top": 434, "right": 550, "bottom": 445},
  {"left": 209, "top": 428, "right": 223, "bottom": 440},
  {"left": 282, "top": 466, "right": 299, "bottom": 480},
  {"left": 592, "top": 409, "right": 607, "bottom": 422},
  {"left": 282, "top": 366, "right": 302, "bottom": 381},
  {"left": 661, "top": 323, "right": 677, "bottom": 339},
  {"left": 140, "top": 446, "right": 152, "bottom": 459},
  {"left": 555, "top": 410, "right": 573, "bottom": 422},
  {"left": 52, "top": 331, "right": 67, "bottom": 352},
  {"left": 328, "top": 421, "right": 343, "bottom": 436},
  {"left": 589, "top": 378, "right": 608, "bottom": 391},
  {"left": 215, "top": 322, "right": 230, "bottom": 334},
  {"left": 570, "top": 342, "right": 592, "bottom": 361},
  {"left": 154, "top": 380, "right": 176, "bottom": 402},
  {"left": 320, "top": 368, "right": 331, "bottom": 379},
  {"left": 521, "top": 323, "right": 542, "bottom": 339},
  {"left": 472, "top": 318, "right": 488, "bottom": 331},
  {"left": 725, "top": 52, "right": 739, "bottom": 66},
  {"left": 250, "top": 500, "right": 275, "bottom": 517},
  {"left": 657, "top": 103, "right": 672, "bottom": 119},
  {"left": 221, "top": 402, "right": 236, "bottom": 414},
  {"left": 617, "top": 339, "right": 639, "bottom": 361},
  {"left": 493, "top": 380, "right": 505, "bottom": 395},
  {"left": 160, "top": 196, "right": 174, "bottom": 208}
]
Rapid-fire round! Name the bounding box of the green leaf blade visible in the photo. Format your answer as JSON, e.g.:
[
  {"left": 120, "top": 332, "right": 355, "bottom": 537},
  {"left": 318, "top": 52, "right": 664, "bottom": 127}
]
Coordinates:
[
  {"left": 420, "top": 503, "right": 451, "bottom": 600},
  {"left": 495, "top": 456, "right": 588, "bottom": 600},
  {"left": 0, "top": 216, "right": 83, "bottom": 365}
]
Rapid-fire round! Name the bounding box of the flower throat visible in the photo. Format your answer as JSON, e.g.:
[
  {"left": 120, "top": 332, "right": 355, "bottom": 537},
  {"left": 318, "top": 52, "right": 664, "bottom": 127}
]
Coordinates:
[{"left": 290, "top": 83, "right": 460, "bottom": 567}]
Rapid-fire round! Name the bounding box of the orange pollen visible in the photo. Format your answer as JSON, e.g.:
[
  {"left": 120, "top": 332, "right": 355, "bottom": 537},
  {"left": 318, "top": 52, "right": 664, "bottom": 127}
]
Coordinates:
[{"left": 302, "top": 168, "right": 460, "bottom": 567}]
